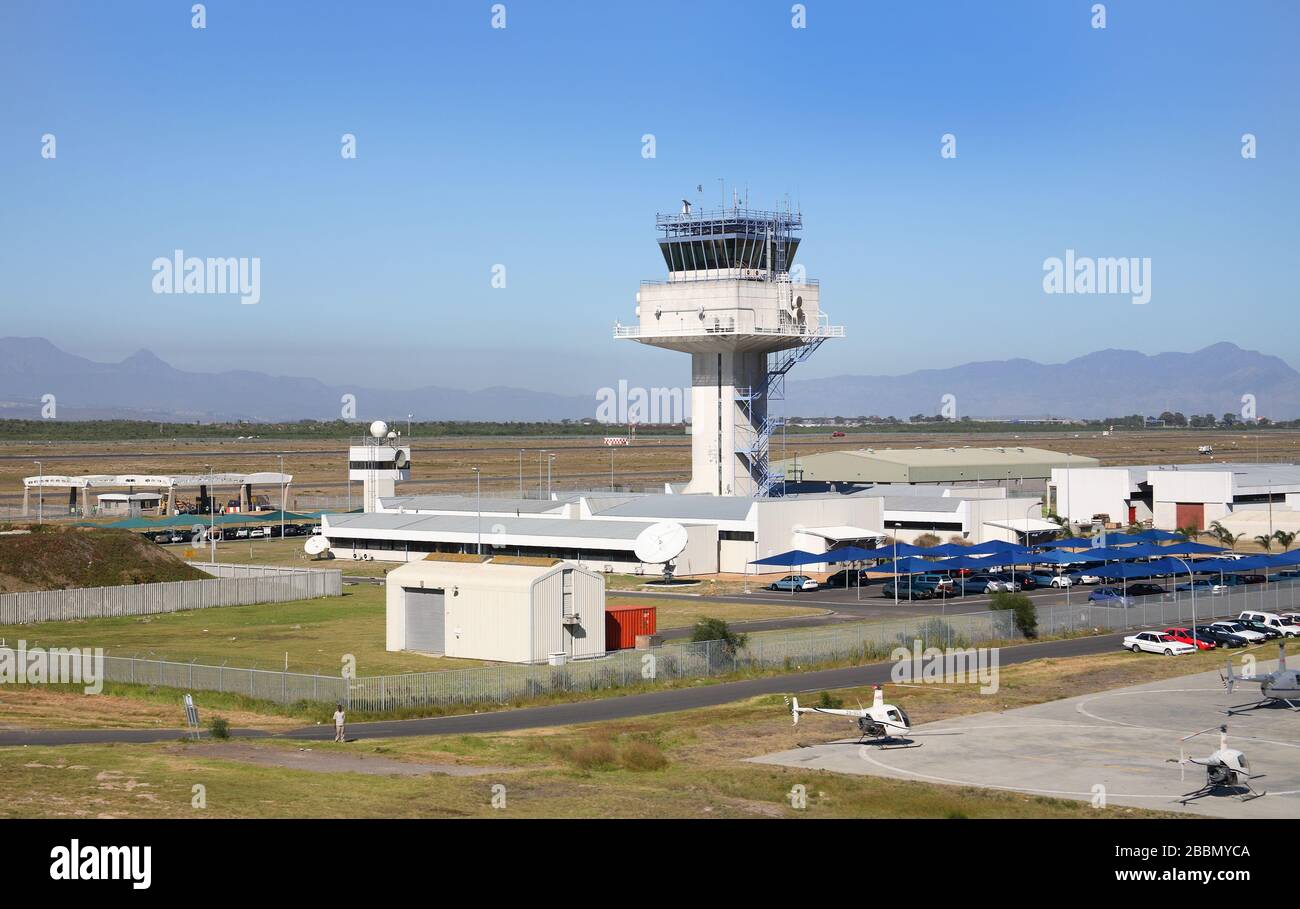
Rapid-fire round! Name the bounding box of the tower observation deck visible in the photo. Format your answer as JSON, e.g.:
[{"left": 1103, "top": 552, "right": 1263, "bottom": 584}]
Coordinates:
[{"left": 614, "top": 202, "right": 844, "bottom": 497}]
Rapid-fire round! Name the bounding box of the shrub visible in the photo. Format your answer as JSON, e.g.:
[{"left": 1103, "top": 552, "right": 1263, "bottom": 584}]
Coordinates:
[
  {"left": 208, "top": 716, "right": 230, "bottom": 739},
  {"left": 569, "top": 741, "right": 618, "bottom": 771},
  {"left": 620, "top": 740, "right": 668, "bottom": 771},
  {"left": 816, "top": 690, "right": 844, "bottom": 709},
  {"left": 691, "top": 617, "right": 747, "bottom": 653},
  {"left": 990, "top": 591, "right": 1038, "bottom": 638}
]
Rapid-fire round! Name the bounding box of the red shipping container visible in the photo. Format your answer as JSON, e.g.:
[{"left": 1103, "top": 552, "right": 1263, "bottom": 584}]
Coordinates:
[{"left": 605, "top": 606, "right": 657, "bottom": 650}]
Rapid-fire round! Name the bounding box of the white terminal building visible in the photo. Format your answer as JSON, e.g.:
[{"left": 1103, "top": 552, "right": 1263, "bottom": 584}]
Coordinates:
[
  {"left": 320, "top": 201, "right": 1052, "bottom": 575},
  {"left": 1049, "top": 461, "right": 1300, "bottom": 536}
]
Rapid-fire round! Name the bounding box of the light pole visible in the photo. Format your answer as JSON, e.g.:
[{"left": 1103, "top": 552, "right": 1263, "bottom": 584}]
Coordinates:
[
  {"left": 277, "top": 454, "right": 286, "bottom": 545},
  {"left": 407, "top": 414, "right": 412, "bottom": 438},
  {"left": 205, "top": 464, "right": 216, "bottom": 563},
  {"left": 547, "top": 454, "right": 555, "bottom": 497},
  {"left": 33, "top": 461, "right": 42, "bottom": 525},
  {"left": 1170, "top": 555, "right": 1197, "bottom": 646},
  {"left": 518, "top": 449, "right": 524, "bottom": 498},
  {"left": 472, "top": 467, "right": 481, "bottom": 556}
]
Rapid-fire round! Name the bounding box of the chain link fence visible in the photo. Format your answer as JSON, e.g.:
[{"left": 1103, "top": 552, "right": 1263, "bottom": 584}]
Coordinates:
[
  {"left": 0, "top": 563, "right": 340, "bottom": 624},
  {"left": 88, "top": 581, "right": 1300, "bottom": 712}
]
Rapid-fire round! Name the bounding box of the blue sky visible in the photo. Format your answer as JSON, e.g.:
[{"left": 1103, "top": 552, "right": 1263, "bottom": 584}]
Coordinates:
[{"left": 1, "top": 0, "right": 1297, "bottom": 395}]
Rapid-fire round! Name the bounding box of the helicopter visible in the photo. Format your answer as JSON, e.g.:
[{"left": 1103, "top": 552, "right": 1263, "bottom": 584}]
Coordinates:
[
  {"left": 1222, "top": 642, "right": 1300, "bottom": 713},
  {"left": 1168, "top": 725, "right": 1265, "bottom": 805},
  {"left": 784, "top": 685, "right": 918, "bottom": 748}
]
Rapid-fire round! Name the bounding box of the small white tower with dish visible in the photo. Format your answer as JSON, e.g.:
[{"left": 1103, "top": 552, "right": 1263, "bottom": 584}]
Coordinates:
[{"left": 348, "top": 420, "right": 412, "bottom": 512}]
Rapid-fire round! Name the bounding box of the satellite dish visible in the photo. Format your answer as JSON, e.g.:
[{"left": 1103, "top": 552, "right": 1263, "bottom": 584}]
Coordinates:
[
  {"left": 304, "top": 535, "right": 329, "bottom": 555},
  {"left": 634, "top": 522, "right": 688, "bottom": 564},
  {"left": 394, "top": 449, "right": 408, "bottom": 469},
  {"left": 369, "top": 420, "right": 389, "bottom": 439}
]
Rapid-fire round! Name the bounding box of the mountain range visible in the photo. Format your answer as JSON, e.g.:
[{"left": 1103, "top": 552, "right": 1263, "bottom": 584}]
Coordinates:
[{"left": 1, "top": 337, "right": 1297, "bottom": 422}]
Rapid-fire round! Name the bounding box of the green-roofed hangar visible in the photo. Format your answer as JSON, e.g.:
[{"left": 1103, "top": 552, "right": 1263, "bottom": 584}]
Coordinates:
[{"left": 776, "top": 446, "right": 1099, "bottom": 486}]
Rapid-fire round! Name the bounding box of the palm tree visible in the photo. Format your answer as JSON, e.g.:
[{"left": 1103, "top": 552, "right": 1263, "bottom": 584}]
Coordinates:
[
  {"left": 1176, "top": 524, "right": 1200, "bottom": 542},
  {"left": 1218, "top": 530, "right": 1240, "bottom": 551},
  {"left": 1254, "top": 534, "right": 1274, "bottom": 552},
  {"left": 1207, "top": 520, "right": 1232, "bottom": 545},
  {"left": 1273, "top": 530, "right": 1296, "bottom": 551}
]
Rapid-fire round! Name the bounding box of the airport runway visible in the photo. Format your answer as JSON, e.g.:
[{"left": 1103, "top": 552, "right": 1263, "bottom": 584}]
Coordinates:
[
  {"left": 750, "top": 660, "right": 1300, "bottom": 819},
  {"left": 0, "top": 629, "right": 1142, "bottom": 748}
]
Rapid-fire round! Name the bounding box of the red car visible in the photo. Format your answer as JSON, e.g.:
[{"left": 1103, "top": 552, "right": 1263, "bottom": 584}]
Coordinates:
[
  {"left": 831, "top": 431, "right": 846, "bottom": 438},
  {"left": 1162, "top": 627, "right": 1216, "bottom": 651}
]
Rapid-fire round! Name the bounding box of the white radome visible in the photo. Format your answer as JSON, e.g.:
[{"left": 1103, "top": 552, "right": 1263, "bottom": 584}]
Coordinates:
[{"left": 369, "top": 420, "right": 389, "bottom": 439}]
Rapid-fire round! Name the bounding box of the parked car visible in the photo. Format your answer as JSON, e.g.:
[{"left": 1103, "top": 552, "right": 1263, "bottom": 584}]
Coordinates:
[
  {"left": 1192, "top": 625, "right": 1249, "bottom": 648},
  {"left": 823, "top": 568, "right": 871, "bottom": 589},
  {"left": 1208, "top": 621, "right": 1267, "bottom": 643},
  {"left": 960, "top": 574, "right": 1005, "bottom": 595},
  {"left": 233, "top": 528, "right": 250, "bottom": 539},
  {"left": 1126, "top": 583, "right": 1168, "bottom": 598},
  {"left": 830, "top": 430, "right": 846, "bottom": 438},
  {"left": 1160, "top": 627, "right": 1217, "bottom": 651},
  {"left": 768, "top": 575, "right": 818, "bottom": 592},
  {"left": 990, "top": 574, "right": 1023, "bottom": 592},
  {"left": 249, "top": 527, "right": 269, "bottom": 538},
  {"left": 881, "top": 579, "right": 934, "bottom": 600},
  {"left": 1175, "top": 578, "right": 1224, "bottom": 594},
  {"left": 1239, "top": 574, "right": 1267, "bottom": 585},
  {"left": 1029, "top": 571, "right": 1072, "bottom": 588},
  {"left": 914, "top": 574, "right": 956, "bottom": 597},
  {"left": 1089, "top": 587, "right": 1133, "bottom": 607},
  {"left": 1123, "top": 632, "right": 1195, "bottom": 656},
  {"left": 1238, "top": 611, "right": 1300, "bottom": 637},
  {"left": 1234, "top": 619, "right": 1282, "bottom": 640},
  {"left": 1074, "top": 566, "right": 1104, "bottom": 585},
  {"left": 310, "top": 524, "right": 323, "bottom": 535}
]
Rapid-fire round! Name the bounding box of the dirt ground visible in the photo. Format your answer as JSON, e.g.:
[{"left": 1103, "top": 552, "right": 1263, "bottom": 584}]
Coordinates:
[{"left": 5, "top": 429, "right": 1299, "bottom": 512}]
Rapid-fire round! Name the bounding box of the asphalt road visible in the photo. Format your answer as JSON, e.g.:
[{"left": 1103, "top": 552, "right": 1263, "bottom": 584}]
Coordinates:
[{"left": 0, "top": 629, "right": 1143, "bottom": 748}]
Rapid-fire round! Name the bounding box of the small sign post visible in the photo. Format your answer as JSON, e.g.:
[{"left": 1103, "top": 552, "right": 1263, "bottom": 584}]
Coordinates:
[{"left": 183, "top": 693, "right": 201, "bottom": 741}]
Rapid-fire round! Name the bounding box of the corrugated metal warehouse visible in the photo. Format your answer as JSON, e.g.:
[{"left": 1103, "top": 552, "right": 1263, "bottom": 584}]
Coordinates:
[
  {"left": 385, "top": 555, "right": 605, "bottom": 664},
  {"left": 777, "top": 446, "right": 1098, "bottom": 485}
]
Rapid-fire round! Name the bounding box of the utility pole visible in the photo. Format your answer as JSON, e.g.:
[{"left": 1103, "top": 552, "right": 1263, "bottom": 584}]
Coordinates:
[
  {"left": 472, "top": 467, "right": 481, "bottom": 556},
  {"left": 33, "top": 462, "right": 42, "bottom": 525}
]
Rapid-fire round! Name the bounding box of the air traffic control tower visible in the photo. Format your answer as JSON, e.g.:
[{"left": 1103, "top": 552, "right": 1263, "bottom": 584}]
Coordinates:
[{"left": 615, "top": 201, "right": 843, "bottom": 496}]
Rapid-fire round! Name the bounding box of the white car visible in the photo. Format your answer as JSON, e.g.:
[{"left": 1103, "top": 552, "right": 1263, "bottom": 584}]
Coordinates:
[
  {"left": 1076, "top": 572, "right": 1103, "bottom": 585},
  {"left": 234, "top": 528, "right": 250, "bottom": 539},
  {"left": 249, "top": 527, "right": 268, "bottom": 538},
  {"left": 1239, "top": 611, "right": 1300, "bottom": 637},
  {"left": 1210, "top": 621, "right": 1267, "bottom": 643},
  {"left": 1123, "top": 632, "right": 1196, "bottom": 656}
]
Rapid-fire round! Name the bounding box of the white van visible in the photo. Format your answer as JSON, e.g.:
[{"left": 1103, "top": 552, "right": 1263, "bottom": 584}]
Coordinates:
[{"left": 1238, "top": 611, "right": 1300, "bottom": 637}]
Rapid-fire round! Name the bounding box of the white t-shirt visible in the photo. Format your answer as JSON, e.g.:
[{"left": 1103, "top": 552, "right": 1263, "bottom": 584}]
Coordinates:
[{"left": 333, "top": 710, "right": 345, "bottom": 726}]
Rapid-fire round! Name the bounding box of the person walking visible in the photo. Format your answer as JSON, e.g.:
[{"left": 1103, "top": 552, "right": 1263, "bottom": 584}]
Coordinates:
[{"left": 333, "top": 703, "right": 346, "bottom": 743}]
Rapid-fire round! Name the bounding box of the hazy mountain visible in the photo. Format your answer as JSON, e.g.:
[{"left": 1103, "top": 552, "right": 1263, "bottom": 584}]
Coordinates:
[
  {"left": 0, "top": 337, "right": 593, "bottom": 422},
  {"left": 784, "top": 343, "right": 1300, "bottom": 420},
  {"left": 2, "top": 338, "right": 1297, "bottom": 423}
]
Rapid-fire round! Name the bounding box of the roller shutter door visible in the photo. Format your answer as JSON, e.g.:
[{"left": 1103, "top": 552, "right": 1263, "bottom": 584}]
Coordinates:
[{"left": 404, "top": 587, "right": 445, "bottom": 653}]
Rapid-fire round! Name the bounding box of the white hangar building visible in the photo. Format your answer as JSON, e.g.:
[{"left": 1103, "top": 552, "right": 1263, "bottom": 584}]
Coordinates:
[
  {"left": 1048, "top": 462, "right": 1300, "bottom": 531},
  {"left": 385, "top": 556, "right": 605, "bottom": 663},
  {"left": 319, "top": 486, "right": 1050, "bottom": 574}
]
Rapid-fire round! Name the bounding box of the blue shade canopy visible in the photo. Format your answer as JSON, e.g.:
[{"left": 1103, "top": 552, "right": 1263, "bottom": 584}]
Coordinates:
[
  {"left": 879, "top": 542, "right": 935, "bottom": 557},
  {"left": 1136, "top": 529, "right": 1187, "bottom": 542},
  {"left": 1038, "top": 537, "right": 1098, "bottom": 549},
  {"left": 927, "top": 555, "right": 996, "bottom": 571},
  {"left": 925, "top": 542, "right": 978, "bottom": 557},
  {"left": 1031, "top": 549, "right": 1094, "bottom": 565},
  {"left": 1072, "top": 558, "right": 1182, "bottom": 580},
  {"left": 867, "top": 556, "right": 944, "bottom": 575},
  {"left": 1072, "top": 546, "right": 1142, "bottom": 561},
  {"left": 964, "top": 540, "right": 1034, "bottom": 557},
  {"left": 749, "top": 549, "right": 825, "bottom": 567},
  {"left": 1091, "top": 532, "right": 1148, "bottom": 546},
  {"left": 1157, "top": 541, "right": 1227, "bottom": 556},
  {"left": 1265, "top": 549, "right": 1300, "bottom": 567},
  {"left": 822, "top": 546, "right": 882, "bottom": 564}
]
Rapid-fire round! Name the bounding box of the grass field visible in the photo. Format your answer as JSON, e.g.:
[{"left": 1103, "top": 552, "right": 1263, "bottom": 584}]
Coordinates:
[
  {"left": 2, "top": 644, "right": 1246, "bottom": 818},
  {"left": 0, "top": 584, "right": 819, "bottom": 677}
]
